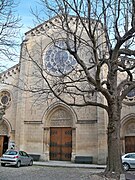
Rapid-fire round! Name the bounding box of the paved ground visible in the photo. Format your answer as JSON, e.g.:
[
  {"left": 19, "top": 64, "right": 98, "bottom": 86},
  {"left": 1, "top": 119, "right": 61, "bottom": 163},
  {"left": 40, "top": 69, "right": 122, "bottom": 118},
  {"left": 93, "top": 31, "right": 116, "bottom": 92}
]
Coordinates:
[
  {"left": 33, "top": 161, "right": 135, "bottom": 180},
  {"left": 125, "top": 172, "right": 135, "bottom": 180},
  {"left": 0, "top": 165, "right": 104, "bottom": 180},
  {"left": 0, "top": 162, "right": 135, "bottom": 179}
]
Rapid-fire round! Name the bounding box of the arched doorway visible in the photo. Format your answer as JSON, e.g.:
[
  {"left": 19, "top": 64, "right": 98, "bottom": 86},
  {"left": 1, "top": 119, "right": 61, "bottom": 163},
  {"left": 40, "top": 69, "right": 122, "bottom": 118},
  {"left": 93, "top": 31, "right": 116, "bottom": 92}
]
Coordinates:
[
  {"left": 121, "top": 115, "right": 135, "bottom": 154},
  {"left": 0, "top": 121, "right": 9, "bottom": 156},
  {"left": 44, "top": 103, "right": 77, "bottom": 161},
  {"left": 124, "top": 120, "right": 135, "bottom": 153}
]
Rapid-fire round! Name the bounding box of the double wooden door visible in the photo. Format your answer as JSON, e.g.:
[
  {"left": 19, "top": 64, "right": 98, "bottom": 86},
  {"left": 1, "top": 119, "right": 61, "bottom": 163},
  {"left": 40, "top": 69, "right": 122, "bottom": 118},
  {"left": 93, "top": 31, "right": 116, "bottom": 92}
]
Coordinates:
[
  {"left": 125, "top": 136, "right": 135, "bottom": 153},
  {"left": 50, "top": 127, "right": 72, "bottom": 161}
]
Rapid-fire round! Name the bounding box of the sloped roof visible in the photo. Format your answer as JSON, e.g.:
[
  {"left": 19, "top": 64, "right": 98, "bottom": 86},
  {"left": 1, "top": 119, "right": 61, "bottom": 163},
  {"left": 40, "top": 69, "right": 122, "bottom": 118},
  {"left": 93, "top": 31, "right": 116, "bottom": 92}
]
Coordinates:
[{"left": 24, "top": 14, "right": 101, "bottom": 38}]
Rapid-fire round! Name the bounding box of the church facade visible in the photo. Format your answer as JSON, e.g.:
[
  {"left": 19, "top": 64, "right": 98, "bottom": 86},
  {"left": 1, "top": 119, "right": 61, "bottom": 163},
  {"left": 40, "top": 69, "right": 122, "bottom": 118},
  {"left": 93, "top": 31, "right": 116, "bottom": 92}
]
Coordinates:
[{"left": 0, "top": 16, "right": 135, "bottom": 164}]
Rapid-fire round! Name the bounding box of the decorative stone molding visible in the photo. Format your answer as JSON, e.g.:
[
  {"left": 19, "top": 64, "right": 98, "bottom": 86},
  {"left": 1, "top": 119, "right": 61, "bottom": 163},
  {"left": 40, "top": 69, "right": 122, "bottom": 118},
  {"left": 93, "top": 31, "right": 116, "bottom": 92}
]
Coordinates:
[
  {"left": 50, "top": 108, "right": 73, "bottom": 127},
  {"left": 44, "top": 127, "right": 50, "bottom": 130},
  {"left": 24, "top": 121, "right": 43, "bottom": 124},
  {"left": 0, "top": 64, "right": 20, "bottom": 82},
  {"left": 25, "top": 15, "right": 97, "bottom": 39},
  {"left": 0, "top": 121, "right": 8, "bottom": 135},
  {"left": 77, "top": 120, "right": 97, "bottom": 124},
  {"left": 126, "top": 123, "right": 135, "bottom": 134}
]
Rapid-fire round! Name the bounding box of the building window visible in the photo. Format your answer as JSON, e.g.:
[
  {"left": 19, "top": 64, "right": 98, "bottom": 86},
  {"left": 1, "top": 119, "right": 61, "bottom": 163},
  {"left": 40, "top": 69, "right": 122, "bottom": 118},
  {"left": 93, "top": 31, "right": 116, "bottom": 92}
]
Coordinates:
[
  {"left": 124, "top": 89, "right": 135, "bottom": 105},
  {"left": 43, "top": 40, "right": 77, "bottom": 76},
  {"left": 0, "top": 91, "right": 11, "bottom": 108}
]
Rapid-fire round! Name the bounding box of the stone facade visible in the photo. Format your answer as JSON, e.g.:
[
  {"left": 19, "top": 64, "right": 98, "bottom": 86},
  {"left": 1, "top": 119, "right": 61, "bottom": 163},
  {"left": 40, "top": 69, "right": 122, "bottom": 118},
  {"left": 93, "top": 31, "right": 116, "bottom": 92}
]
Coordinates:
[{"left": 0, "top": 16, "right": 134, "bottom": 164}]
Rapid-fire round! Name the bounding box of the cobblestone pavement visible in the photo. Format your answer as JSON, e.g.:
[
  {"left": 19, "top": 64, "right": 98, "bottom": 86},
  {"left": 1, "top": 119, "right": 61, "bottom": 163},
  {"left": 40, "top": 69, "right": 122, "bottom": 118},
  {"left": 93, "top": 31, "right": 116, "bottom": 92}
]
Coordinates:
[{"left": 0, "top": 165, "right": 104, "bottom": 180}]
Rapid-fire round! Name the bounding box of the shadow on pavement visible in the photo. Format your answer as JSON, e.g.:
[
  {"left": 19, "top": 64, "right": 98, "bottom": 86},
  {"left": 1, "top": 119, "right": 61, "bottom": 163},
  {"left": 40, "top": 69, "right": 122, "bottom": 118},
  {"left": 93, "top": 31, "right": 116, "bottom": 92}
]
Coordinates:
[{"left": 126, "top": 173, "right": 135, "bottom": 180}]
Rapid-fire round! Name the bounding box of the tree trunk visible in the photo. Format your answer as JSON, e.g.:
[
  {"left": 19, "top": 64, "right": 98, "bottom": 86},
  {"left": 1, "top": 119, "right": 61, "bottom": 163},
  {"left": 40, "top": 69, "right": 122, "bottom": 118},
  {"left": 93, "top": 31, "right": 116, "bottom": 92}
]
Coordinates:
[{"left": 104, "top": 100, "right": 124, "bottom": 177}]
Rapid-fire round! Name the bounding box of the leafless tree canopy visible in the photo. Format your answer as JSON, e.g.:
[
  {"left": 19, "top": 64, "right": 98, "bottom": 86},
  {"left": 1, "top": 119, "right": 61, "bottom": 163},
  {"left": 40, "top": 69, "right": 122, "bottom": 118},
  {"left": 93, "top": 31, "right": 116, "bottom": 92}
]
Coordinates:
[
  {"left": 27, "top": 0, "right": 135, "bottom": 110},
  {"left": 0, "top": 0, "right": 21, "bottom": 70}
]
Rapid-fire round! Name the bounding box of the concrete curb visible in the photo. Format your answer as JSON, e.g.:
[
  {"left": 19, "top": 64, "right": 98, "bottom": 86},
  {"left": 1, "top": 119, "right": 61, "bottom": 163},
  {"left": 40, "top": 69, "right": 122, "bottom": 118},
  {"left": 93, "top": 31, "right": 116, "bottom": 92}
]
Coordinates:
[
  {"left": 33, "top": 161, "right": 106, "bottom": 169},
  {"left": 120, "top": 174, "right": 125, "bottom": 180}
]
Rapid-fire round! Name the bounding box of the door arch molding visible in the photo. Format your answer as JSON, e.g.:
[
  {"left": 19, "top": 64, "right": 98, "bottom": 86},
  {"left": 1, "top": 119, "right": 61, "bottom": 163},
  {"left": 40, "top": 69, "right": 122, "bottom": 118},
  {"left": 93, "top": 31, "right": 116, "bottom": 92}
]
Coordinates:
[
  {"left": 44, "top": 102, "right": 77, "bottom": 127},
  {"left": 43, "top": 102, "right": 77, "bottom": 161},
  {"left": 0, "top": 118, "right": 12, "bottom": 136}
]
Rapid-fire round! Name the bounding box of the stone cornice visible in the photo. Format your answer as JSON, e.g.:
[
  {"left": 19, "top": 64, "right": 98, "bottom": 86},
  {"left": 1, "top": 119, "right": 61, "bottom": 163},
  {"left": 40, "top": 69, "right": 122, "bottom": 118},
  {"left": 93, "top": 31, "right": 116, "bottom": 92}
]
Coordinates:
[
  {"left": 0, "top": 63, "right": 20, "bottom": 81},
  {"left": 24, "top": 15, "right": 99, "bottom": 39},
  {"left": 24, "top": 121, "right": 43, "bottom": 124},
  {"left": 77, "top": 120, "right": 97, "bottom": 124}
]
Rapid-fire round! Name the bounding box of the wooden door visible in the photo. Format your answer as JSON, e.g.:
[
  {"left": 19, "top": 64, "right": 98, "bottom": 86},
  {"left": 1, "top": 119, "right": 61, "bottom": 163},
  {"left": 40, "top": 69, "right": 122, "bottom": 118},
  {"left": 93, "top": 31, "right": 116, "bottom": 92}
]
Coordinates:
[
  {"left": 125, "top": 136, "right": 135, "bottom": 153},
  {"left": 0, "top": 136, "right": 4, "bottom": 157},
  {"left": 50, "top": 127, "right": 72, "bottom": 161}
]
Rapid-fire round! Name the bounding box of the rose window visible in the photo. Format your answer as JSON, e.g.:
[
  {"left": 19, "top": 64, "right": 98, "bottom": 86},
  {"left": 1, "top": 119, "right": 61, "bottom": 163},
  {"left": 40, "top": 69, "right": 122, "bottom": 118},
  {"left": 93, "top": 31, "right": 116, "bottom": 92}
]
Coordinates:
[{"left": 43, "top": 40, "right": 77, "bottom": 76}]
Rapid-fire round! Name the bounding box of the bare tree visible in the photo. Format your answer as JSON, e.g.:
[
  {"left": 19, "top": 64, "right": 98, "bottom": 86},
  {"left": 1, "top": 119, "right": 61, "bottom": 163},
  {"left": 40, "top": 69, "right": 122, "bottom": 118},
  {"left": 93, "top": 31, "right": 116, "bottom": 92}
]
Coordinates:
[
  {"left": 0, "top": 0, "right": 21, "bottom": 70},
  {"left": 4, "top": 0, "right": 135, "bottom": 178}
]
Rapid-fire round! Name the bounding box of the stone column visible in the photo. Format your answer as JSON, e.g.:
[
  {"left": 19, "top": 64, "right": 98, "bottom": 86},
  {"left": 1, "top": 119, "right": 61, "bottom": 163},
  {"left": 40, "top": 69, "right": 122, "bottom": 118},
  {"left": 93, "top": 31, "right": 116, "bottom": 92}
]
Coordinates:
[
  {"left": 42, "top": 127, "right": 50, "bottom": 161},
  {"left": 71, "top": 127, "right": 76, "bottom": 162},
  {"left": 97, "top": 102, "right": 108, "bottom": 164}
]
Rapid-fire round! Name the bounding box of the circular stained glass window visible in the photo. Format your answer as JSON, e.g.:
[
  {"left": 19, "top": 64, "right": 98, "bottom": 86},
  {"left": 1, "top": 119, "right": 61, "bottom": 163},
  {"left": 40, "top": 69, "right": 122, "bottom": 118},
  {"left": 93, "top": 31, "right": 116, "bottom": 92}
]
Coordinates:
[
  {"left": 0, "top": 91, "right": 11, "bottom": 108},
  {"left": 1, "top": 95, "right": 9, "bottom": 104},
  {"left": 124, "top": 89, "right": 135, "bottom": 104},
  {"left": 127, "top": 89, "right": 135, "bottom": 98},
  {"left": 43, "top": 41, "right": 77, "bottom": 76}
]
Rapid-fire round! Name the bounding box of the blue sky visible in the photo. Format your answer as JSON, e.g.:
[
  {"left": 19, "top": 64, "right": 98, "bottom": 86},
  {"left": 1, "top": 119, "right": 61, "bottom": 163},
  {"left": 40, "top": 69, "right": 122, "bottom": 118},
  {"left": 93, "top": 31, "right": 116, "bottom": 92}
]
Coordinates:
[
  {"left": 5, "top": 0, "right": 39, "bottom": 68},
  {"left": 17, "top": 0, "right": 38, "bottom": 37}
]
